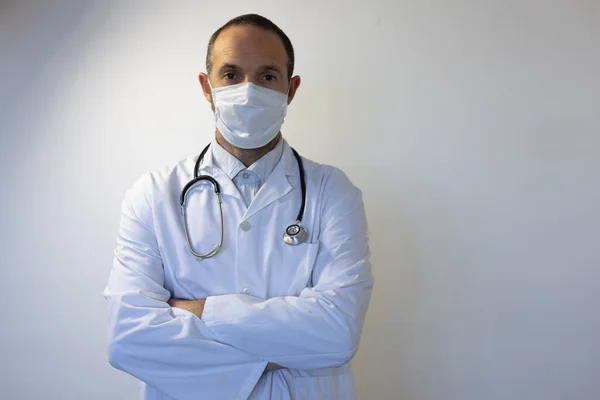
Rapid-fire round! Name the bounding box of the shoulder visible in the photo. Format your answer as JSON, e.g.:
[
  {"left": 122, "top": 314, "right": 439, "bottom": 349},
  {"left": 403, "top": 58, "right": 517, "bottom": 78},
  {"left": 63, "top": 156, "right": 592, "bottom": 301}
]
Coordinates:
[
  {"left": 295, "top": 152, "right": 368, "bottom": 241},
  {"left": 300, "top": 155, "right": 361, "bottom": 200},
  {"left": 124, "top": 155, "right": 196, "bottom": 205},
  {"left": 295, "top": 152, "right": 365, "bottom": 231}
]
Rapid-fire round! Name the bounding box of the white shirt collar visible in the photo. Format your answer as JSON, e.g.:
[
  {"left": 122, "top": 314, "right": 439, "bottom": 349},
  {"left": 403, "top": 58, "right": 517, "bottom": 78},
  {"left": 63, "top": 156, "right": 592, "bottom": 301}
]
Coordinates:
[{"left": 211, "top": 138, "right": 284, "bottom": 184}]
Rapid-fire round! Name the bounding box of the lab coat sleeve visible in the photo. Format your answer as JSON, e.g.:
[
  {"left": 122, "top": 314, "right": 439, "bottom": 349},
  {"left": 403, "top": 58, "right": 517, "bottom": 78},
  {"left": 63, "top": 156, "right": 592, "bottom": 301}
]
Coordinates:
[
  {"left": 202, "top": 167, "right": 374, "bottom": 370},
  {"left": 104, "top": 174, "right": 266, "bottom": 400}
]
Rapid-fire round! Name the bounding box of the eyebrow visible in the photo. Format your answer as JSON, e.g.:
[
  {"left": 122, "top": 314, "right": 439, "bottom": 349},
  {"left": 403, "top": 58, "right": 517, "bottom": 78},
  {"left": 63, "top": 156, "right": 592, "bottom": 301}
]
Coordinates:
[
  {"left": 219, "top": 63, "right": 241, "bottom": 72},
  {"left": 217, "top": 63, "right": 283, "bottom": 75},
  {"left": 260, "top": 65, "right": 283, "bottom": 74}
]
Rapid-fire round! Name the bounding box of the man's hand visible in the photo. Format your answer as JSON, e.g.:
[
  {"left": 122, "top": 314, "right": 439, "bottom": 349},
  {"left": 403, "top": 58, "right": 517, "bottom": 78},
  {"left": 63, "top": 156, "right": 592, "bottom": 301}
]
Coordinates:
[{"left": 168, "top": 299, "right": 206, "bottom": 319}]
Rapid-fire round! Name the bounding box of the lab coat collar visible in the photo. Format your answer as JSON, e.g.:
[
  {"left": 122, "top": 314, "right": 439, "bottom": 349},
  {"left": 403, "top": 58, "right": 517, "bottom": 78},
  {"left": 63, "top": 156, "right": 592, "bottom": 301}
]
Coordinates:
[
  {"left": 281, "top": 139, "right": 300, "bottom": 178},
  {"left": 211, "top": 138, "right": 285, "bottom": 185},
  {"left": 195, "top": 139, "right": 300, "bottom": 214},
  {"left": 243, "top": 140, "right": 299, "bottom": 221},
  {"left": 195, "top": 144, "right": 245, "bottom": 204}
]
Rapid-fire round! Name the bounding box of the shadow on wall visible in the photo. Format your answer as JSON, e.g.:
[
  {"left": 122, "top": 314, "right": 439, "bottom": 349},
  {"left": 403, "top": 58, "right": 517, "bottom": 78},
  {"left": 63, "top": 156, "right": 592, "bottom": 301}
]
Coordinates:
[
  {"left": 356, "top": 178, "right": 482, "bottom": 399},
  {"left": 353, "top": 188, "right": 429, "bottom": 398}
]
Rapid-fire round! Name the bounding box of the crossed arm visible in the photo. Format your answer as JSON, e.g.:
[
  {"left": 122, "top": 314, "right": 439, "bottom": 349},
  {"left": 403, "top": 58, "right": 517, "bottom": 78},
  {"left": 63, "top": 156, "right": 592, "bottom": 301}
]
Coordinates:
[
  {"left": 105, "top": 171, "right": 373, "bottom": 399},
  {"left": 166, "top": 300, "right": 282, "bottom": 372}
]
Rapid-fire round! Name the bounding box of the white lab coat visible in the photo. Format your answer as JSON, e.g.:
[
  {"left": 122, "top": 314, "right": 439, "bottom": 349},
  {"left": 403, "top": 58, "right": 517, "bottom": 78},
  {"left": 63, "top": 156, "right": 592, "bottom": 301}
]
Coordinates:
[{"left": 104, "top": 141, "right": 373, "bottom": 400}]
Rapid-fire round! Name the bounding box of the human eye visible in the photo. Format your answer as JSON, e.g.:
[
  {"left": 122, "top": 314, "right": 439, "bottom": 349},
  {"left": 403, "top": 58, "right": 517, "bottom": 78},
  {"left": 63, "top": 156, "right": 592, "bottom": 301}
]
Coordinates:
[
  {"left": 261, "top": 74, "right": 276, "bottom": 82},
  {"left": 222, "top": 72, "right": 238, "bottom": 81}
]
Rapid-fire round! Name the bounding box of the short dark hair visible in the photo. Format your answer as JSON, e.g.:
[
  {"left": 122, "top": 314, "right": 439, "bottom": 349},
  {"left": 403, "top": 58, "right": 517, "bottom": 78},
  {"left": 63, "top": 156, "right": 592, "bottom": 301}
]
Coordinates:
[{"left": 206, "top": 14, "right": 295, "bottom": 80}]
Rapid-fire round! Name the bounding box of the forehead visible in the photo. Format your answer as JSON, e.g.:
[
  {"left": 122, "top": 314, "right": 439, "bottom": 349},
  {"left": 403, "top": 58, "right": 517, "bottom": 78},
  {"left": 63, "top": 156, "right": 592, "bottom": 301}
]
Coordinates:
[{"left": 212, "top": 25, "right": 287, "bottom": 69}]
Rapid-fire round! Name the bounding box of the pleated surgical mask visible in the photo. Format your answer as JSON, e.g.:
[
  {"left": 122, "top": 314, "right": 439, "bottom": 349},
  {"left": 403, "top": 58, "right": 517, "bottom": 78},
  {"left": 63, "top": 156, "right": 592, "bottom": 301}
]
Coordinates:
[{"left": 210, "top": 82, "right": 289, "bottom": 149}]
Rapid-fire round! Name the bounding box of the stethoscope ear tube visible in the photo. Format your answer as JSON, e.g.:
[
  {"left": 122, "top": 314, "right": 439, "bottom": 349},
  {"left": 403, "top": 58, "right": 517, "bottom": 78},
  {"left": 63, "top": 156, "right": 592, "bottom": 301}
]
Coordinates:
[{"left": 290, "top": 148, "right": 306, "bottom": 223}]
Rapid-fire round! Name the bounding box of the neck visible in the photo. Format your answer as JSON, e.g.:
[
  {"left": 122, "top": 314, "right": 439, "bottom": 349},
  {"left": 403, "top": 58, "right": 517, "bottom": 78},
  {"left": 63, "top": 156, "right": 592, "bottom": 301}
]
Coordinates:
[{"left": 215, "top": 131, "right": 281, "bottom": 167}]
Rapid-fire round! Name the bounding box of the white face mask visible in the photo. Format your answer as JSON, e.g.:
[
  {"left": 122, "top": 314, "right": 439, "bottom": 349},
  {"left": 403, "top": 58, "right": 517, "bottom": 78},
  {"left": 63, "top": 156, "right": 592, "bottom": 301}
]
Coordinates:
[{"left": 210, "top": 82, "right": 289, "bottom": 149}]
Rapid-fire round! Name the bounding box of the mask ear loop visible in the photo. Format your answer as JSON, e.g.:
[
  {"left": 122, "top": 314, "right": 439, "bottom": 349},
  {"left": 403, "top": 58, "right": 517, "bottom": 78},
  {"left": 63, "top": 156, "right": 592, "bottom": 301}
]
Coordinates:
[
  {"left": 207, "top": 78, "right": 218, "bottom": 114},
  {"left": 207, "top": 78, "right": 215, "bottom": 97}
]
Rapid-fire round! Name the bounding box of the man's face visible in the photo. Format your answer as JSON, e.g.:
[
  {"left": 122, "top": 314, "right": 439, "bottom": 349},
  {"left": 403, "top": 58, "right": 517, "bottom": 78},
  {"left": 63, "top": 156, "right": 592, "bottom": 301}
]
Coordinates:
[{"left": 199, "top": 25, "right": 300, "bottom": 106}]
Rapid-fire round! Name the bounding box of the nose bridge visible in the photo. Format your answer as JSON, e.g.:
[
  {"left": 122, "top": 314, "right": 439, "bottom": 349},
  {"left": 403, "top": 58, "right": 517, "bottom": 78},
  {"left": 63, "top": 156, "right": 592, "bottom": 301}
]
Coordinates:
[
  {"left": 239, "top": 65, "right": 260, "bottom": 85},
  {"left": 242, "top": 74, "right": 260, "bottom": 86}
]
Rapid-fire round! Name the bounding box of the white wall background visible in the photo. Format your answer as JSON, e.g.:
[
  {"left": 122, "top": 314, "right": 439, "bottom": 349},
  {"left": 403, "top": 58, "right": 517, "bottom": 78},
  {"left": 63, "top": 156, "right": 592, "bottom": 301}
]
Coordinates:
[{"left": 1, "top": 1, "right": 599, "bottom": 399}]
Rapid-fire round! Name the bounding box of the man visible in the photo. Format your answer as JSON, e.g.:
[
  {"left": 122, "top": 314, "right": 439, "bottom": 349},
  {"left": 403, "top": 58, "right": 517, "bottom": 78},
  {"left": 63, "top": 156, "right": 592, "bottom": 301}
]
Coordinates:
[{"left": 104, "top": 14, "right": 373, "bottom": 400}]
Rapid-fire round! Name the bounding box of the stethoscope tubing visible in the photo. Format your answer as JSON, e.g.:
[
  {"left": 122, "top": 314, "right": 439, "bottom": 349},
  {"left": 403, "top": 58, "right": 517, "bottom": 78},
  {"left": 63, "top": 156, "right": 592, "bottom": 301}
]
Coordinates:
[{"left": 180, "top": 142, "right": 307, "bottom": 259}]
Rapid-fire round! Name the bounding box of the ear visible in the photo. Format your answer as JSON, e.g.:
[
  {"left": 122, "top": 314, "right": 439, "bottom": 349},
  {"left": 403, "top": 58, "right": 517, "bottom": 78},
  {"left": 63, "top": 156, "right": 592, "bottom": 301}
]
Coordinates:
[
  {"left": 287, "top": 76, "right": 301, "bottom": 105},
  {"left": 198, "top": 72, "right": 212, "bottom": 103}
]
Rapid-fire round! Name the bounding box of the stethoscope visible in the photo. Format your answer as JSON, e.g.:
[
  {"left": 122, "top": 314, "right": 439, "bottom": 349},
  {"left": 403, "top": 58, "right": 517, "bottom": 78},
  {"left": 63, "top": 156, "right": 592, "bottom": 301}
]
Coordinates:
[{"left": 180, "top": 143, "right": 308, "bottom": 260}]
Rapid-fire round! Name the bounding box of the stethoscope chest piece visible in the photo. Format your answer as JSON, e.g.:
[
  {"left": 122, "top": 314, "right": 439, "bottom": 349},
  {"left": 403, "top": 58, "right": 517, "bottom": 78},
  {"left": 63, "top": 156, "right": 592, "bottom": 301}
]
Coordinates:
[{"left": 283, "top": 222, "right": 308, "bottom": 246}]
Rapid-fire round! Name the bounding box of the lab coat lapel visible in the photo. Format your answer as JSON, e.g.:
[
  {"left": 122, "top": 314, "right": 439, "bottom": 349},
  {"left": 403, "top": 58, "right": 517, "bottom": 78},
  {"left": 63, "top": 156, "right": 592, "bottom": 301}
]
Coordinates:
[
  {"left": 198, "top": 146, "right": 245, "bottom": 205},
  {"left": 243, "top": 142, "right": 298, "bottom": 221}
]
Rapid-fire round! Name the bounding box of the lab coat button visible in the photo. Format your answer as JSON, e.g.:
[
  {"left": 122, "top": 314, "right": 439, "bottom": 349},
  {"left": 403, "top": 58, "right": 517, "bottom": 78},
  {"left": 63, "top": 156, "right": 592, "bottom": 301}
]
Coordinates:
[
  {"left": 242, "top": 286, "right": 253, "bottom": 295},
  {"left": 240, "top": 220, "right": 251, "bottom": 231}
]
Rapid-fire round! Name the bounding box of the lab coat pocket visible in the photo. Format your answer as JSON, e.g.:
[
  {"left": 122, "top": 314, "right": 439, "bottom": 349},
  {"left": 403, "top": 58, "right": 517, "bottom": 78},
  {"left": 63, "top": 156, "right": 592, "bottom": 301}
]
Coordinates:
[{"left": 282, "top": 240, "right": 320, "bottom": 297}]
